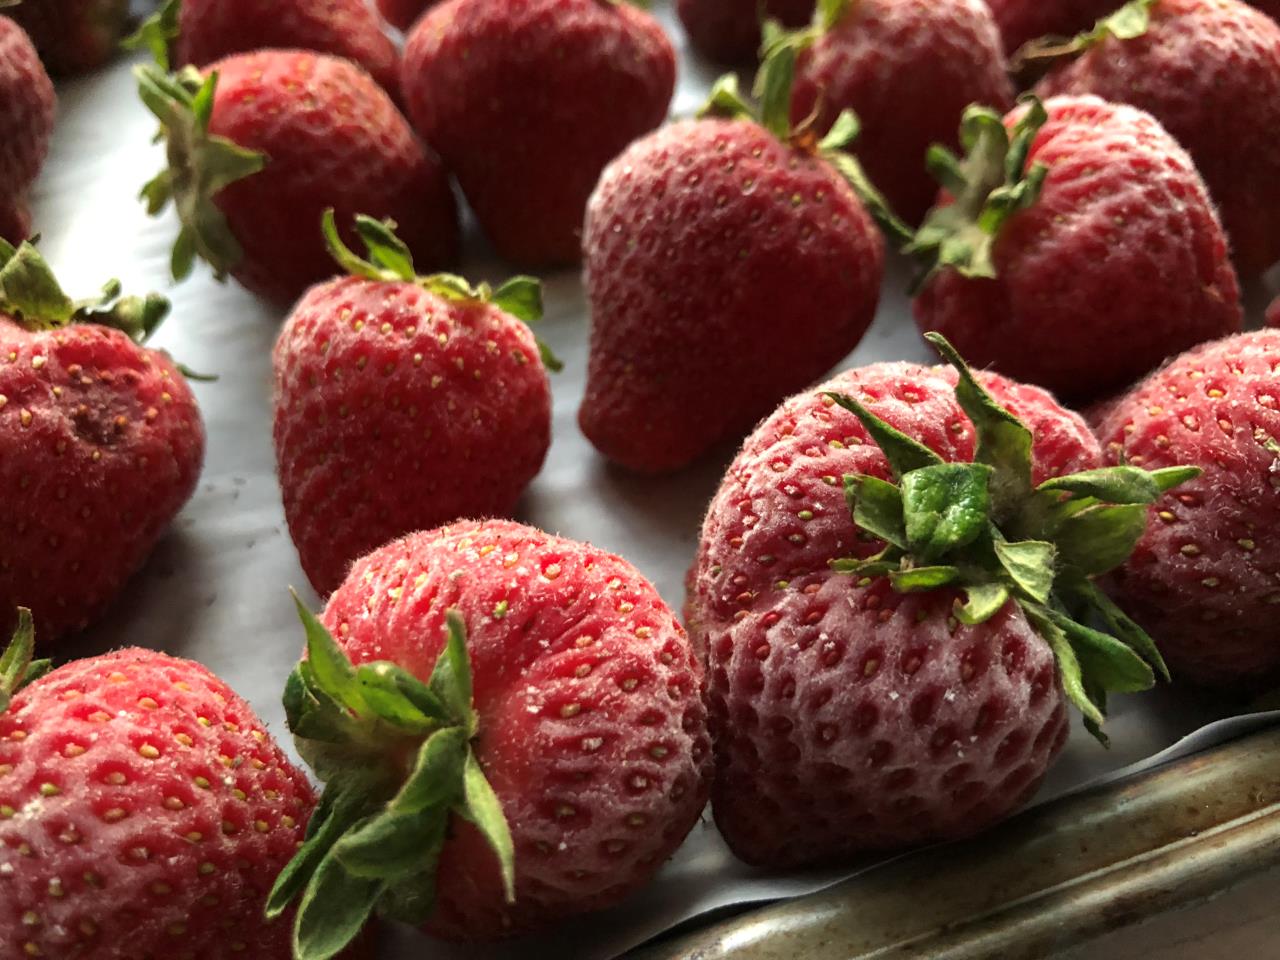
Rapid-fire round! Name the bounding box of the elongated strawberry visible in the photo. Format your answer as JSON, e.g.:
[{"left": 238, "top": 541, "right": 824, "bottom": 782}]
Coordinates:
[
  {"left": 0, "top": 240, "right": 204, "bottom": 645},
  {"left": 689, "top": 334, "right": 1194, "bottom": 867},
  {"left": 274, "top": 212, "right": 556, "bottom": 595},
  {"left": 8, "top": 0, "right": 128, "bottom": 76},
  {"left": 0, "top": 15, "right": 55, "bottom": 244},
  {"left": 268, "top": 520, "right": 710, "bottom": 957},
  {"left": 677, "top": 0, "right": 814, "bottom": 64},
  {"left": 135, "top": 53, "right": 458, "bottom": 304}
]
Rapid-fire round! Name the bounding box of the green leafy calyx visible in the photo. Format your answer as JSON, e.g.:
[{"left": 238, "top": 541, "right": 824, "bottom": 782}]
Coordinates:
[
  {"left": 0, "top": 609, "right": 52, "bottom": 715},
  {"left": 1012, "top": 0, "right": 1157, "bottom": 75},
  {"left": 121, "top": 0, "right": 180, "bottom": 71},
  {"left": 134, "top": 63, "right": 267, "bottom": 283},
  {"left": 0, "top": 239, "right": 170, "bottom": 342},
  {"left": 827, "top": 333, "right": 1197, "bottom": 743}
]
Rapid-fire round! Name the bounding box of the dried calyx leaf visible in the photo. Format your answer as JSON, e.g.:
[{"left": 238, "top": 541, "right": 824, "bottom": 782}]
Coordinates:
[
  {"left": 0, "top": 609, "right": 52, "bottom": 715},
  {"left": 322, "top": 209, "right": 562, "bottom": 372},
  {"left": 270, "top": 599, "right": 515, "bottom": 960},
  {"left": 1011, "top": 0, "right": 1157, "bottom": 78},
  {"left": 905, "top": 95, "right": 1049, "bottom": 292},
  {"left": 0, "top": 238, "right": 170, "bottom": 342},
  {"left": 122, "top": 0, "right": 180, "bottom": 72},
  {"left": 134, "top": 63, "right": 267, "bottom": 284},
  {"left": 827, "top": 333, "right": 1197, "bottom": 744}
]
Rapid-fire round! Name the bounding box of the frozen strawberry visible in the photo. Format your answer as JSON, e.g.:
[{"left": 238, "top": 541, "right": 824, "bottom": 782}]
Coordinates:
[
  {"left": 135, "top": 52, "right": 458, "bottom": 305},
  {"left": 0, "top": 241, "right": 204, "bottom": 645},
  {"left": 1032, "top": 0, "right": 1280, "bottom": 277},
  {"left": 8, "top": 0, "right": 128, "bottom": 76},
  {"left": 268, "top": 519, "right": 710, "bottom": 955},
  {"left": 689, "top": 334, "right": 1193, "bottom": 867},
  {"left": 1100, "top": 330, "right": 1280, "bottom": 689},
  {"left": 580, "top": 51, "right": 889, "bottom": 473},
  {"left": 677, "top": 0, "right": 813, "bottom": 64},
  {"left": 273, "top": 213, "right": 556, "bottom": 596},
  {"left": 0, "top": 15, "right": 55, "bottom": 244},
  {"left": 402, "top": 0, "right": 675, "bottom": 266},
  {"left": 788, "top": 0, "right": 1013, "bottom": 224},
  {"left": 910, "top": 95, "right": 1241, "bottom": 401}
]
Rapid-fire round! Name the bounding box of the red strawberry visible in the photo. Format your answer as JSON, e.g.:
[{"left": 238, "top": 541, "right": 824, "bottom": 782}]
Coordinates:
[
  {"left": 0, "top": 16, "right": 55, "bottom": 244},
  {"left": 7, "top": 0, "right": 127, "bottom": 76},
  {"left": 1099, "top": 330, "right": 1280, "bottom": 689},
  {"left": 136, "top": 53, "right": 458, "bottom": 305},
  {"left": 376, "top": 0, "right": 438, "bottom": 32},
  {"left": 910, "top": 95, "right": 1241, "bottom": 401},
  {"left": 268, "top": 519, "right": 710, "bottom": 955},
  {"left": 677, "top": 0, "right": 814, "bottom": 64},
  {"left": 1032, "top": 0, "right": 1280, "bottom": 277},
  {"left": 0, "top": 241, "right": 204, "bottom": 645},
  {"left": 789, "top": 0, "right": 1014, "bottom": 224},
  {"left": 273, "top": 213, "right": 556, "bottom": 596},
  {"left": 128, "top": 0, "right": 401, "bottom": 98},
  {"left": 0, "top": 612, "right": 316, "bottom": 958},
  {"left": 402, "top": 0, "right": 675, "bottom": 266},
  {"left": 579, "top": 54, "right": 889, "bottom": 473},
  {"left": 1267, "top": 296, "right": 1280, "bottom": 329},
  {"left": 688, "top": 334, "right": 1190, "bottom": 867}
]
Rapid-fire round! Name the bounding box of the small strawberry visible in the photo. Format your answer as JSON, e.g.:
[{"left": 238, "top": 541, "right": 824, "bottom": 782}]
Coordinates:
[
  {"left": 688, "top": 334, "right": 1194, "bottom": 867},
  {"left": 580, "top": 49, "right": 892, "bottom": 473},
  {"left": 909, "top": 95, "right": 1241, "bottom": 401},
  {"left": 1030, "top": 0, "right": 1280, "bottom": 277},
  {"left": 787, "top": 0, "right": 1014, "bottom": 224},
  {"left": 376, "top": 0, "right": 438, "bottom": 32},
  {"left": 7, "top": 0, "right": 127, "bottom": 76},
  {"left": 135, "top": 52, "right": 458, "bottom": 305},
  {"left": 1099, "top": 330, "right": 1280, "bottom": 689},
  {"left": 402, "top": 0, "right": 675, "bottom": 266},
  {"left": 128, "top": 0, "right": 401, "bottom": 100},
  {"left": 273, "top": 212, "right": 557, "bottom": 596},
  {"left": 0, "top": 240, "right": 204, "bottom": 645},
  {"left": 267, "top": 519, "right": 710, "bottom": 957},
  {"left": 0, "top": 14, "right": 55, "bottom": 244},
  {"left": 0, "top": 610, "right": 317, "bottom": 958},
  {"left": 676, "top": 0, "right": 814, "bottom": 64}
]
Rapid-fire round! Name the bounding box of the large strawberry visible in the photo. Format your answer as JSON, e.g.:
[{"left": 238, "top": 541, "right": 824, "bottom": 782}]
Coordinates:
[
  {"left": 0, "top": 15, "right": 54, "bottom": 244},
  {"left": 127, "top": 0, "right": 402, "bottom": 99},
  {"left": 688, "top": 334, "right": 1193, "bottom": 867},
  {"left": 1030, "top": 0, "right": 1280, "bottom": 277},
  {"left": 135, "top": 52, "right": 458, "bottom": 305},
  {"left": 273, "top": 212, "right": 556, "bottom": 596},
  {"left": 787, "top": 0, "right": 1014, "bottom": 224},
  {"left": 267, "top": 519, "right": 710, "bottom": 957},
  {"left": 0, "top": 240, "right": 204, "bottom": 644},
  {"left": 0, "top": 611, "right": 317, "bottom": 958},
  {"left": 402, "top": 0, "right": 675, "bottom": 266},
  {"left": 1099, "top": 330, "right": 1280, "bottom": 690},
  {"left": 676, "top": 0, "right": 814, "bottom": 64},
  {"left": 579, "top": 50, "right": 891, "bottom": 473},
  {"left": 8, "top": 0, "right": 128, "bottom": 76},
  {"left": 910, "top": 95, "right": 1241, "bottom": 401}
]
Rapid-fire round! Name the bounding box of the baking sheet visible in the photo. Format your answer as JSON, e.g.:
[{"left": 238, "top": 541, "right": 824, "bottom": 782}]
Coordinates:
[{"left": 28, "top": 4, "right": 1280, "bottom": 957}]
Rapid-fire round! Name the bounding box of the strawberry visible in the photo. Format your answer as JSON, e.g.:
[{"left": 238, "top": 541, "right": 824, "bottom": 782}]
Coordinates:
[
  {"left": 273, "top": 213, "right": 557, "bottom": 596},
  {"left": 580, "top": 50, "right": 891, "bottom": 473},
  {"left": 376, "top": 0, "right": 438, "bottom": 32},
  {"left": 127, "top": 0, "right": 402, "bottom": 99},
  {"left": 909, "top": 95, "right": 1241, "bottom": 401},
  {"left": 402, "top": 0, "right": 675, "bottom": 266},
  {"left": 688, "top": 334, "right": 1193, "bottom": 867},
  {"left": 676, "top": 0, "right": 814, "bottom": 64},
  {"left": 1099, "top": 330, "right": 1280, "bottom": 689},
  {"left": 0, "top": 15, "right": 54, "bottom": 244},
  {"left": 1268, "top": 296, "right": 1280, "bottom": 329},
  {"left": 0, "top": 611, "right": 317, "bottom": 958},
  {"left": 1030, "top": 0, "right": 1280, "bottom": 277},
  {"left": 787, "top": 0, "right": 1014, "bottom": 224},
  {"left": 7, "top": 0, "right": 127, "bottom": 76},
  {"left": 135, "top": 53, "right": 457, "bottom": 306},
  {"left": 267, "top": 519, "right": 710, "bottom": 957},
  {"left": 0, "top": 240, "right": 204, "bottom": 645}
]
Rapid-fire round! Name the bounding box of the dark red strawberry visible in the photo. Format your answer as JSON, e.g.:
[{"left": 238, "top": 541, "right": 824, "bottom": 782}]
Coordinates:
[
  {"left": 8, "top": 0, "right": 128, "bottom": 75},
  {"left": 135, "top": 53, "right": 458, "bottom": 305},
  {"left": 376, "top": 0, "right": 437, "bottom": 32},
  {"left": 273, "top": 213, "right": 556, "bottom": 596},
  {"left": 0, "top": 241, "right": 204, "bottom": 645},
  {"left": 677, "top": 0, "right": 814, "bottom": 64},
  {"left": 910, "top": 95, "right": 1241, "bottom": 401},
  {"left": 1032, "top": 0, "right": 1280, "bottom": 277},
  {"left": 402, "top": 0, "right": 675, "bottom": 266},
  {"left": 579, "top": 52, "right": 890, "bottom": 473},
  {"left": 268, "top": 519, "right": 710, "bottom": 956},
  {"left": 789, "top": 0, "right": 1014, "bottom": 224},
  {"left": 0, "top": 15, "right": 55, "bottom": 244},
  {"left": 1267, "top": 296, "right": 1280, "bottom": 328},
  {"left": 688, "top": 334, "right": 1192, "bottom": 867}
]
